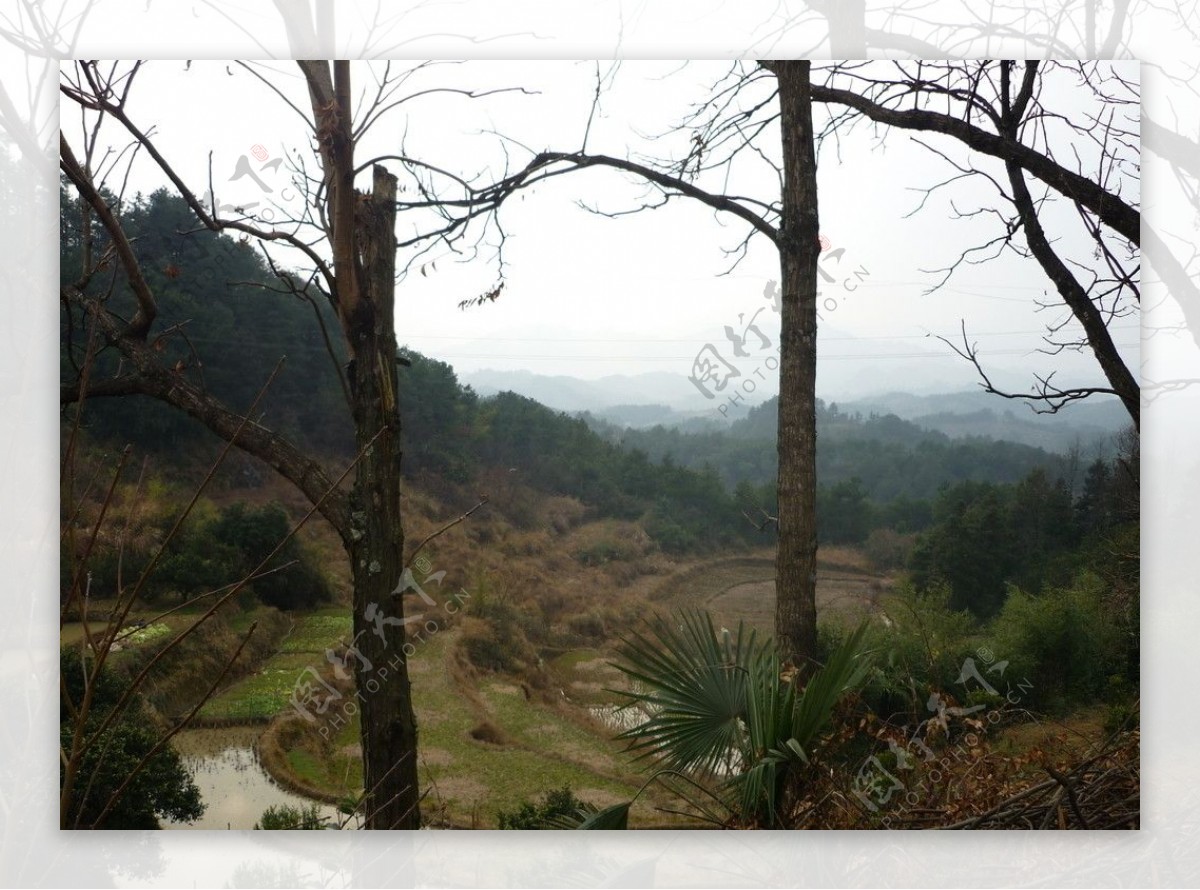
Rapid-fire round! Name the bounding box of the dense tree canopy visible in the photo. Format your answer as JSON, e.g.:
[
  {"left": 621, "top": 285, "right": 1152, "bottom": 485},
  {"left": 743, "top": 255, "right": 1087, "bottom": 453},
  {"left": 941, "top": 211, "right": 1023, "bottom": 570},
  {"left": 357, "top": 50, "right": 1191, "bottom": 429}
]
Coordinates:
[
  {"left": 60, "top": 649, "right": 204, "bottom": 829},
  {"left": 61, "top": 184, "right": 353, "bottom": 456},
  {"left": 909, "top": 455, "right": 1135, "bottom": 618}
]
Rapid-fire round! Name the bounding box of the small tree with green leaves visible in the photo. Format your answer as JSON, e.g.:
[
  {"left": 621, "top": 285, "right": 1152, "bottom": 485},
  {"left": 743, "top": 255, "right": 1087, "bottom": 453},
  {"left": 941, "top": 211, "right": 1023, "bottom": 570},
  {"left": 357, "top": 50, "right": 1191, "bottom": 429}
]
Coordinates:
[
  {"left": 60, "top": 649, "right": 204, "bottom": 829},
  {"left": 497, "top": 786, "right": 594, "bottom": 829}
]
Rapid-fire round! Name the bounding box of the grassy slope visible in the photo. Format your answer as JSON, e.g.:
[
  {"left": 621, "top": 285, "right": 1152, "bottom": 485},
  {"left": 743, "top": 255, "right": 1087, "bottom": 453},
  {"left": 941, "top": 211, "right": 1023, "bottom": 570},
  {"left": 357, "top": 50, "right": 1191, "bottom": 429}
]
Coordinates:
[
  {"left": 196, "top": 520, "right": 892, "bottom": 826},
  {"left": 209, "top": 604, "right": 667, "bottom": 827}
]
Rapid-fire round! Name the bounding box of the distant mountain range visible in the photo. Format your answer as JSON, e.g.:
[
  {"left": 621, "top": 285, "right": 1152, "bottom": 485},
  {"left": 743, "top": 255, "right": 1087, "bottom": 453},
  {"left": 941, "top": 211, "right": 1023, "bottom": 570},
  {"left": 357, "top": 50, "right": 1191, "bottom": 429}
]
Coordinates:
[
  {"left": 463, "top": 369, "right": 718, "bottom": 415},
  {"left": 462, "top": 368, "right": 1130, "bottom": 454},
  {"left": 838, "top": 391, "right": 1129, "bottom": 454}
]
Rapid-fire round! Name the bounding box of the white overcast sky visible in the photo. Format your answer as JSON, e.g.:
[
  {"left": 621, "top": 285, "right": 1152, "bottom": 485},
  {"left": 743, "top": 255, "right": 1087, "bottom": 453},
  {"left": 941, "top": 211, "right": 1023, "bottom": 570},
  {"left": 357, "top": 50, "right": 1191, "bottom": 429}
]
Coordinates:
[{"left": 62, "top": 59, "right": 1141, "bottom": 400}]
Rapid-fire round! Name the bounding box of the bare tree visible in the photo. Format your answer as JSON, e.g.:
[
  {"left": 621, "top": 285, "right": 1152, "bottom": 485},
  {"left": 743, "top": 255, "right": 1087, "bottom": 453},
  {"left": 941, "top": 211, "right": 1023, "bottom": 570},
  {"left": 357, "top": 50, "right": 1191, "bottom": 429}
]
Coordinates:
[
  {"left": 391, "top": 60, "right": 825, "bottom": 669},
  {"left": 389, "top": 58, "right": 1142, "bottom": 666},
  {"left": 739, "top": 0, "right": 1200, "bottom": 405},
  {"left": 58, "top": 59, "right": 484, "bottom": 829},
  {"left": 808, "top": 61, "right": 1140, "bottom": 425}
]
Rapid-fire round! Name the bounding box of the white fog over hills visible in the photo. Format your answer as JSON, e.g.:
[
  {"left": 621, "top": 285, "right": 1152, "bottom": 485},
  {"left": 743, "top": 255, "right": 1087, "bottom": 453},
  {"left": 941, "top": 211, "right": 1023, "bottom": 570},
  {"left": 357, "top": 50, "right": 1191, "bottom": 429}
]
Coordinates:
[
  {"left": 449, "top": 319, "right": 1056, "bottom": 411},
  {"left": 461, "top": 365, "right": 1130, "bottom": 454}
]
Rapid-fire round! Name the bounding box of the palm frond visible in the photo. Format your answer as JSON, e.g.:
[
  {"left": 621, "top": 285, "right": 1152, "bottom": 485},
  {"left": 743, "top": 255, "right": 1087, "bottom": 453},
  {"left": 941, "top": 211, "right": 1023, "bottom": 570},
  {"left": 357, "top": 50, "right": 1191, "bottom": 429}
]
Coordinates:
[
  {"left": 612, "top": 610, "right": 759, "bottom": 775},
  {"left": 790, "top": 620, "right": 875, "bottom": 752},
  {"left": 610, "top": 610, "right": 875, "bottom": 827},
  {"left": 728, "top": 641, "right": 794, "bottom": 822},
  {"left": 729, "top": 620, "right": 875, "bottom": 825},
  {"left": 575, "top": 802, "right": 631, "bottom": 829}
]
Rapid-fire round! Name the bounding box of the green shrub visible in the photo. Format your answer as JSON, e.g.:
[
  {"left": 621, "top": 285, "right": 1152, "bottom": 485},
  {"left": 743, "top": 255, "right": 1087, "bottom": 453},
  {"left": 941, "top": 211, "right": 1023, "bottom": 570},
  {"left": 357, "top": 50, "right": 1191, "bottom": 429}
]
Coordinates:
[
  {"left": 211, "top": 503, "right": 334, "bottom": 610},
  {"left": 497, "top": 786, "right": 593, "bottom": 829},
  {"left": 1103, "top": 700, "right": 1139, "bottom": 736},
  {"left": 644, "top": 512, "right": 697, "bottom": 555},
  {"left": 986, "top": 572, "right": 1125, "bottom": 712},
  {"left": 93, "top": 498, "right": 335, "bottom": 609},
  {"left": 863, "top": 582, "right": 980, "bottom": 722},
  {"left": 60, "top": 649, "right": 204, "bottom": 829},
  {"left": 254, "top": 803, "right": 327, "bottom": 829}
]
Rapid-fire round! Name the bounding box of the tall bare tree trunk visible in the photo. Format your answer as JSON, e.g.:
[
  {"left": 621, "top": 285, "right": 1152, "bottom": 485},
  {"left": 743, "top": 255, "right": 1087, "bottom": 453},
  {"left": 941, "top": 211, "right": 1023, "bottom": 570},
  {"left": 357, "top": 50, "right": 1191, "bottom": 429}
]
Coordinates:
[
  {"left": 62, "top": 59, "right": 429, "bottom": 831},
  {"left": 346, "top": 165, "right": 421, "bottom": 829},
  {"left": 302, "top": 60, "right": 423, "bottom": 828},
  {"left": 773, "top": 61, "right": 821, "bottom": 670}
]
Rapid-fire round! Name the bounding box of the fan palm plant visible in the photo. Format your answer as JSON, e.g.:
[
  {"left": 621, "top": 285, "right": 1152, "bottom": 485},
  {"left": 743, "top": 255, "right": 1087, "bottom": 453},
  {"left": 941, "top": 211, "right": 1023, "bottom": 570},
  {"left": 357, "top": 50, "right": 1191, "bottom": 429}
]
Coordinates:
[{"left": 588, "top": 610, "right": 874, "bottom": 828}]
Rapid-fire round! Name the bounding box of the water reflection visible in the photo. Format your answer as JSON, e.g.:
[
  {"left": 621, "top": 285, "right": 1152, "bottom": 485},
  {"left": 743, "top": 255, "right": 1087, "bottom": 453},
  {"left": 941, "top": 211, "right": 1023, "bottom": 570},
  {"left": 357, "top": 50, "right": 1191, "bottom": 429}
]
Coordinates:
[{"left": 164, "top": 726, "right": 341, "bottom": 830}]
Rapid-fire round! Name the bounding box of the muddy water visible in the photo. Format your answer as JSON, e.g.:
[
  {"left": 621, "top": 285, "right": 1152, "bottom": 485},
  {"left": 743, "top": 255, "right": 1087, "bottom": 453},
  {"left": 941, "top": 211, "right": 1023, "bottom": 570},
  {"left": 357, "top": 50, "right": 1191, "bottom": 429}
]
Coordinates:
[
  {"left": 164, "top": 726, "right": 342, "bottom": 830},
  {"left": 587, "top": 703, "right": 647, "bottom": 734}
]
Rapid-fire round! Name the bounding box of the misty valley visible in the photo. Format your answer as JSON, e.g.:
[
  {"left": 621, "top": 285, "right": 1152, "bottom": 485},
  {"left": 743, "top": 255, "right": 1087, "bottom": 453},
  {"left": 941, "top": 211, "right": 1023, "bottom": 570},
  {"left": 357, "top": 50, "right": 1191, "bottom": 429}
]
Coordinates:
[{"left": 60, "top": 59, "right": 1139, "bottom": 832}]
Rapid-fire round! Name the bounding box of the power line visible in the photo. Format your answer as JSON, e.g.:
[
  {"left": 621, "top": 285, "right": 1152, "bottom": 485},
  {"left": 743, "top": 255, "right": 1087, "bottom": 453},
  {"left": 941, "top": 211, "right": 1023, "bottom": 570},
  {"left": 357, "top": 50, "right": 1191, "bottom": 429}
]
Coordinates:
[
  {"left": 420, "top": 344, "right": 1140, "bottom": 362},
  {"left": 176, "top": 332, "right": 1141, "bottom": 360},
  {"left": 399, "top": 326, "right": 1140, "bottom": 345}
]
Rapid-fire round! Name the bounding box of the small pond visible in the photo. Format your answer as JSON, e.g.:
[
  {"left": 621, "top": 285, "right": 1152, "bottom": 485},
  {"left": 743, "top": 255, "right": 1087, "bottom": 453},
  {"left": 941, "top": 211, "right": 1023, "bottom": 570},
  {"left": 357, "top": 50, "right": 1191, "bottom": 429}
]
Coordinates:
[{"left": 163, "top": 726, "right": 342, "bottom": 830}]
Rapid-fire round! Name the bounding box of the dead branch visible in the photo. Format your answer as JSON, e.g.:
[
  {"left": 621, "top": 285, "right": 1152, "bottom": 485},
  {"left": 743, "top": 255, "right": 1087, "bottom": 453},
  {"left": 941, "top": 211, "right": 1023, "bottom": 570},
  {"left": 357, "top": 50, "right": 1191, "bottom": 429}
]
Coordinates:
[
  {"left": 404, "top": 496, "right": 490, "bottom": 568},
  {"left": 935, "top": 729, "right": 1139, "bottom": 830},
  {"left": 936, "top": 320, "right": 1122, "bottom": 416},
  {"left": 809, "top": 69, "right": 1140, "bottom": 247}
]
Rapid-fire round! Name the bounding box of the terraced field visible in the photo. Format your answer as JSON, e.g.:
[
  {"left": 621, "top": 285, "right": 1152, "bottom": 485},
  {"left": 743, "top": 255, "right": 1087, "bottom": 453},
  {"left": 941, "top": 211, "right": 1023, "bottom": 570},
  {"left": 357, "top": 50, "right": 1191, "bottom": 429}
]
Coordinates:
[
  {"left": 190, "top": 608, "right": 676, "bottom": 827},
  {"left": 174, "top": 547, "right": 886, "bottom": 828},
  {"left": 651, "top": 552, "right": 887, "bottom": 636}
]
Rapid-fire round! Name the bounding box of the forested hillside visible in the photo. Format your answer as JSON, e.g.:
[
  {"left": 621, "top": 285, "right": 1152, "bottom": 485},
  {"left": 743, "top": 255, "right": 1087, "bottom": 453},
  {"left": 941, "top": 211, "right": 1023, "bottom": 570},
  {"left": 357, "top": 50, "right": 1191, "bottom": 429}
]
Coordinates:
[
  {"left": 61, "top": 186, "right": 1119, "bottom": 558},
  {"left": 60, "top": 187, "right": 751, "bottom": 554},
  {"left": 586, "top": 395, "right": 1069, "bottom": 501}
]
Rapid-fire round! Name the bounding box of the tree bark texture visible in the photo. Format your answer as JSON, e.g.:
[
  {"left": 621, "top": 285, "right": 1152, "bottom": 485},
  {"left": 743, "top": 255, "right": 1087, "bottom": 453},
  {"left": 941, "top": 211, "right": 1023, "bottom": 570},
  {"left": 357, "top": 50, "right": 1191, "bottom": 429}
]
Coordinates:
[
  {"left": 773, "top": 61, "right": 822, "bottom": 671},
  {"left": 346, "top": 165, "right": 422, "bottom": 829}
]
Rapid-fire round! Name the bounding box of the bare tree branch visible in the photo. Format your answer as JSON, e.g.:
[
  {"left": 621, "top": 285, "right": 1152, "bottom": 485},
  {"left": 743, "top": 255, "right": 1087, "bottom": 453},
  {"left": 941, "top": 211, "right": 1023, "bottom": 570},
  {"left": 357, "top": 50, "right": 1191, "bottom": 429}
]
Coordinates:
[
  {"left": 938, "top": 320, "right": 1123, "bottom": 416},
  {"left": 810, "top": 78, "right": 1140, "bottom": 247},
  {"left": 61, "top": 291, "right": 352, "bottom": 538},
  {"left": 404, "top": 496, "right": 489, "bottom": 568}
]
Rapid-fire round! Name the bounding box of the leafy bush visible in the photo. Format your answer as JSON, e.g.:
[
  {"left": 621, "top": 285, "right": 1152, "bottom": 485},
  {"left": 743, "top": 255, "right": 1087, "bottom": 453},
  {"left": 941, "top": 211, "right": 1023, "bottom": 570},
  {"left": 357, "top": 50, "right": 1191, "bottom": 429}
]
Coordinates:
[
  {"left": 211, "top": 503, "right": 333, "bottom": 610},
  {"left": 68, "top": 480, "right": 334, "bottom": 610},
  {"left": 60, "top": 649, "right": 204, "bottom": 829},
  {"left": 986, "top": 572, "right": 1125, "bottom": 712},
  {"left": 254, "top": 803, "right": 328, "bottom": 830},
  {"left": 644, "top": 510, "right": 698, "bottom": 555},
  {"left": 1103, "top": 699, "right": 1139, "bottom": 736},
  {"left": 864, "top": 582, "right": 980, "bottom": 722},
  {"left": 497, "top": 786, "right": 594, "bottom": 829},
  {"left": 817, "top": 477, "right": 873, "bottom": 544}
]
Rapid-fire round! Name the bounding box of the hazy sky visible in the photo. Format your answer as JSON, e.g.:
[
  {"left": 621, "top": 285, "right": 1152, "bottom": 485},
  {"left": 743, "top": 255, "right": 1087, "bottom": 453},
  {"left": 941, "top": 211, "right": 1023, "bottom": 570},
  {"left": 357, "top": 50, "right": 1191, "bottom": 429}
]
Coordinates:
[{"left": 62, "top": 59, "right": 1141, "bottom": 402}]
